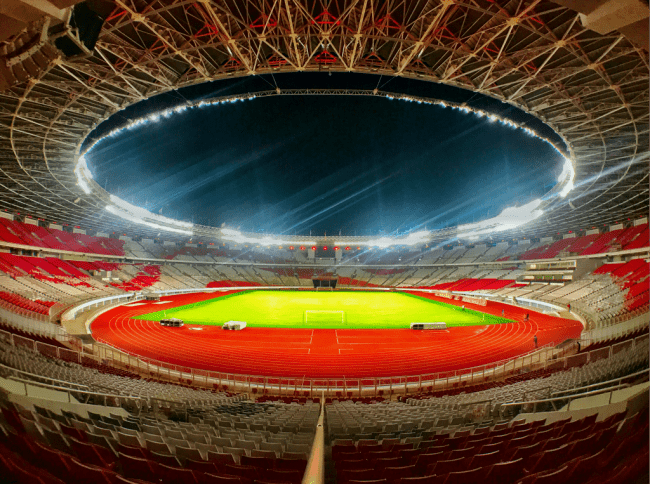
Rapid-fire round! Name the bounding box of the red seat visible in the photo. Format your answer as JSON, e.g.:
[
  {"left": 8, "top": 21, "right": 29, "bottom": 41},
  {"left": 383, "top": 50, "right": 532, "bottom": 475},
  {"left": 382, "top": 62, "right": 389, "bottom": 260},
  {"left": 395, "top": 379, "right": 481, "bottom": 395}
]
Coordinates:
[
  {"left": 564, "top": 449, "right": 604, "bottom": 484},
  {"left": 469, "top": 451, "right": 500, "bottom": 469},
  {"left": 383, "top": 464, "right": 416, "bottom": 482},
  {"left": 59, "top": 424, "right": 87, "bottom": 442},
  {"left": 68, "top": 457, "right": 115, "bottom": 484},
  {"left": 68, "top": 437, "right": 116, "bottom": 468},
  {"left": 519, "top": 464, "right": 571, "bottom": 484},
  {"left": 527, "top": 444, "right": 571, "bottom": 474},
  {"left": 348, "top": 480, "right": 388, "bottom": 484},
  {"left": 12, "top": 465, "right": 50, "bottom": 484},
  {"left": 539, "top": 434, "right": 571, "bottom": 451},
  {"left": 444, "top": 467, "right": 485, "bottom": 484},
  {"left": 202, "top": 474, "right": 243, "bottom": 484},
  {"left": 339, "top": 467, "right": 380, "bottom": 482},
  {"left": 414, "top": 451, "right": 445, "bottom": 471},
  {"left": 118, "top": 443, "right": 150, "bottom": 459},
  {"left": 33, "top": 441, "right": 74, "bottom": 480},
  {"left": 337, "top": 459, "right": 371, "bottom": 471},
  {"left": 567, "top": 435, "right": 600, "bottom": 460},
  {"left": 149, "top": 450, "right": 182, "bottom": 468},
  {"left": 506, "top": 442, "right": 543, "bottom": 462},
  {"left": 429, "top": 457, "right": 468, "bottom": 476},
  {"left": 158, "top": 464, "right": 200, "bottom": 484},
  {"left": 113, "top": 475, "right": 157, "bottom": 484},
  {"left": 445, "top": 447, "right": 476, "bottom": 460},
  {"left": 263, "top": 469, "right": 303, "bottom": 484},
  {"left": 118, "top": 453, "right": 158, "bottom": 482},
  {"left": 240, "top": 455, "right": 274, "bottom": 469},
  {"left": 506, "top": 435, "right": 535, "bottom": 450},
  {"left": 376, "top": 457, "right": 408, "bottom": 469},
  {"left": 223, "top": 463, "right": 261, "bottom": 480},
  {"left": 207, "top": 451, "right": 237, "bottom": 467},
  {"left": 399, "top": 476, "right": 448, "bottom": 484},
  {"left": 484, "top": 458, "right": 525, "bottom": 484},
  {"left": 397, "top": 448, "right": 420, "bottom": 464},
  {"left": 186, "top": 458, "right": 219, "bottom": 475},
  {"left": 275, "top": 458, "right": 307, "bottom": 472}
]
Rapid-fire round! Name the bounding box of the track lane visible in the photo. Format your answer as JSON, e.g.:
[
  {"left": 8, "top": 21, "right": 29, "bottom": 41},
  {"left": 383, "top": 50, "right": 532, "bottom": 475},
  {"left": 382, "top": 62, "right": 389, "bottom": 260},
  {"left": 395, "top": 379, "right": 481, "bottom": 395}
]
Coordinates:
[{"left": 91, "top": 292, "right": 582, "bottom": 378}]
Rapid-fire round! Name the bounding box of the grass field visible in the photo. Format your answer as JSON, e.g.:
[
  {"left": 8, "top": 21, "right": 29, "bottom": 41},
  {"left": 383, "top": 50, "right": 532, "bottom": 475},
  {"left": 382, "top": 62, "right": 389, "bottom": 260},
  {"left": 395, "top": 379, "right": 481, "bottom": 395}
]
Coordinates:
[{"left": 136, "top": 290, "right": 512, "bottom": 329}]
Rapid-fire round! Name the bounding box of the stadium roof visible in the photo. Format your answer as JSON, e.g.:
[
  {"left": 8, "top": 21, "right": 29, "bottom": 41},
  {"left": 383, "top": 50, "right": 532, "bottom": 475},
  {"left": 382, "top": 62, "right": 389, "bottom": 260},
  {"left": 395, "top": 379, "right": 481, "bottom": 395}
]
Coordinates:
[{"left": 0, "top": 0, "right": 648, "bottom": 240}]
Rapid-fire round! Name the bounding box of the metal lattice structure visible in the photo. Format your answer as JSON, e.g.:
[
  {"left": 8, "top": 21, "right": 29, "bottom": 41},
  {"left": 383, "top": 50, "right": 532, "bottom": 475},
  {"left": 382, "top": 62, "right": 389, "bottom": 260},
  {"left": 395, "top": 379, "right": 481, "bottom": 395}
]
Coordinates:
[{"left": 0, "top": 0, "right": 648, "bottom": 238}]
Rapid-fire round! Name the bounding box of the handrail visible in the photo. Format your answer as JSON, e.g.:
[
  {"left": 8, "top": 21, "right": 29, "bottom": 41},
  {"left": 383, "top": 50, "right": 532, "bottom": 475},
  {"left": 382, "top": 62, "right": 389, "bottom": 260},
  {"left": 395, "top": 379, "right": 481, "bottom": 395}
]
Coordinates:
[
  {"left": 93, "top": 334, "right": 560, "bottom": 387},
  {"left": 501, "top": 383, "right": 633, "bottom": 409},
  {"left": 1, "top": 303, "right": 647, "bottom": 399},
  {"left": 551, "top": 368, "right": 650, "bottom": 397},
  {"left": 456, "top": 398, "right": 493, "bottom": 408},
  {"left": 0, "top": 362, "right": 90, "bottom": 390},
  {"left": 7, "top": 376, "right": 148, "bottom": 408},
  {"left": 302, "top": 392, "right": 325, "bottom": 484}
]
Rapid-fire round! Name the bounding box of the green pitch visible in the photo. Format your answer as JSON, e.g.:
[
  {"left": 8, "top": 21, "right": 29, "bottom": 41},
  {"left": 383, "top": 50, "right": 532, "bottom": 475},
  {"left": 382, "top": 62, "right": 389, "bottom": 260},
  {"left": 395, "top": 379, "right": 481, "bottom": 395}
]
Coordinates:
[{"left": 136, "top": 290, "right": 512, "bottom": 329}]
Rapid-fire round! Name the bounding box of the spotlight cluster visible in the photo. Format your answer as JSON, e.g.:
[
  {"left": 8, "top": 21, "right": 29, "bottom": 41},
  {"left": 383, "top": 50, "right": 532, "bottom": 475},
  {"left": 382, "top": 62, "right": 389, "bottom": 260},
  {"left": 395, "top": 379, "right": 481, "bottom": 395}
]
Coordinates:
[{"left": 75, "top": 88, "right": 576, "bottom": 244}]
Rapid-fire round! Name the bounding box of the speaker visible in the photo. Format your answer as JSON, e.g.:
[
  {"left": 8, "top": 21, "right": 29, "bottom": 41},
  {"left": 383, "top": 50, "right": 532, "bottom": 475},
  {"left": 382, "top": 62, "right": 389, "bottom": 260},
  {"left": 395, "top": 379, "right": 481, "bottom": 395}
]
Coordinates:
[{"left": 54, "top": 2, "right": 104, "bottom": 57}]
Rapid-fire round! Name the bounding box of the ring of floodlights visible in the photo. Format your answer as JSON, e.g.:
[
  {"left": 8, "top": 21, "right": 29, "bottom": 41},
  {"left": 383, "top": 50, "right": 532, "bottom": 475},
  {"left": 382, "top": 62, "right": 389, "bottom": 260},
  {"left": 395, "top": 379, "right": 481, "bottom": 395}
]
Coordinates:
[
  {"left": 1, "top": 1, "right": 646, "bottom": 241},
  {"left": 76, "top": 88, "right": 576, "bottom": 245}
]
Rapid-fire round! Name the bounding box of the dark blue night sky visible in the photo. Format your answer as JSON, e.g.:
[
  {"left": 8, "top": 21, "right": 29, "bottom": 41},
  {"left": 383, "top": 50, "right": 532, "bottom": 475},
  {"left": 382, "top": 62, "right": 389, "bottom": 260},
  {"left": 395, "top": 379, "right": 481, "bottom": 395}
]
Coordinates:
[{"left": 85, "top": 73, "right": 563, "bottom": 236}]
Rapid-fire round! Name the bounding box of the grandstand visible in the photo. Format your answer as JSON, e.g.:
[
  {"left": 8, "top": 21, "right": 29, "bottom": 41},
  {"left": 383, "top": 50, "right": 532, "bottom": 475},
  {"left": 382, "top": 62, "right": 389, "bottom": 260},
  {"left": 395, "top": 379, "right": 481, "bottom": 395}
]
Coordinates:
[{"left": 0, "top": 1, "right": 649, "bottom": 484}]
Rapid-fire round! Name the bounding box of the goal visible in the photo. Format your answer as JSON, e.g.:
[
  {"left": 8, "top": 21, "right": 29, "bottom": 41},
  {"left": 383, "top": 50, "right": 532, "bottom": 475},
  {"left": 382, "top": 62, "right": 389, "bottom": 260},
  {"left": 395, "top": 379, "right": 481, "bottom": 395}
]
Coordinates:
[{"left": 304, "top": 310, "right": 346, "bottom": 325}]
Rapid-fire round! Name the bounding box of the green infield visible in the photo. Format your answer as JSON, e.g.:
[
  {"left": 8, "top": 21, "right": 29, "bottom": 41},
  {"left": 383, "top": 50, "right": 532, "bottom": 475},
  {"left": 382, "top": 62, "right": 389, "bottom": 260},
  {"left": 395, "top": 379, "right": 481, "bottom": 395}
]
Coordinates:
[{"left": 136, "top": 290, "right": 512, "bottom": 329}]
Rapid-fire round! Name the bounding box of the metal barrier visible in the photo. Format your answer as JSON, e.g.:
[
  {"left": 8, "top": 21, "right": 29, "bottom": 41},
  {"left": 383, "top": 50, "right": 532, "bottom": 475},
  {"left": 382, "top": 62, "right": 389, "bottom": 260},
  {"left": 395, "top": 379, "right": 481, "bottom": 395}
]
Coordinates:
[
  {"left": 0, "top": 363, "right": 90, "bottom": 391},
  {"left": 0, "top": 291, "right": 647, "bottom": 399},
  {"left": 2, "top": 323, "right": 646, "bottom": 399},
  {"left": 499, "top": 368, "right": 649, "bottom": 416},
  {"left": 5, "top": 376, "right": 148, "bottom": 412},
  {"left": 302, "top": 393, "right": 325, "bottom": 484}
]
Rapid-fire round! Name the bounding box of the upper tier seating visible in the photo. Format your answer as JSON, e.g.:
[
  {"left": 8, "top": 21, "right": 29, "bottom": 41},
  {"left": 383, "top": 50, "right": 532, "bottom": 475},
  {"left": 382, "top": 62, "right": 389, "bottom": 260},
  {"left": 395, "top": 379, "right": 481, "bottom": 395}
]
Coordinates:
[
  {"left": 519, "top": 224, "right": 648, "bottom": 260},
  {"left": 0, "top": 219, "right": 125, "bottom": 256}
]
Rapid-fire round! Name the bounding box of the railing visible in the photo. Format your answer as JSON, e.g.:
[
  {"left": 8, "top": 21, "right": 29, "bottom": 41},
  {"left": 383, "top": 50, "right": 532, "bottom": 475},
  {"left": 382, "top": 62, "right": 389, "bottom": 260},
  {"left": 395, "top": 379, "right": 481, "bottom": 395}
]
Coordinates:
[
  {"left": 0, "top": 363, "right": 90, "bottom": 391},
  {"left": 580, "top": 312, "right": 649, "bottom": 345},
  {"left": 3, "top": 320, "right": 647, "bottom": 400},
  {"left": 5, "top": 376, "right": 148, "bottom": 413},
  {"left": 302, "top": 392, "right": 325, "bottom": 484},
  {"left": 499, "top": 368, "right": 649, "bottom": 417},
  {"left": 62, "top": 293, "right": 142, "bottom": 320},
  {"left": 551, "top": 372, "right": 646, "bottom": 397},
  {"left": 0, "top": 289, "right": 647, "bottom": 399}
]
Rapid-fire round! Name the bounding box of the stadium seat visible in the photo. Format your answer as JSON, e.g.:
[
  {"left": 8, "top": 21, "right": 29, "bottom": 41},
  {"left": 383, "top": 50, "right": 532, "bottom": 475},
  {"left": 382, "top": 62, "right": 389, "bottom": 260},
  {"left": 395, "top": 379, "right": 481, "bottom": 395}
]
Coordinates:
[
  {"left": 469, "top": 451, "right": 500, "bottom": 469},
  {"left": 484, "top": 458, "right": 525, "bottom": 484},
  {"left": 202, "top": 475, "right": 242, "bottom": 484},
  {"left": 444, "top": 467, "right": 485, "bottom": 484},
  {"left": 68, "top": 457, "right": 115, "bottom": 484},
  {"left": 68, "top": 437, "right": 117, "bottom": 468},
  {"left": 517, "top": 464, "right": 571, "bottom": 484},
  {"left": 158, "top": 464, "right": 200, "bottom": 484},
  {"left": 118, "top": 453, "right": 159, "bottom": 482}
]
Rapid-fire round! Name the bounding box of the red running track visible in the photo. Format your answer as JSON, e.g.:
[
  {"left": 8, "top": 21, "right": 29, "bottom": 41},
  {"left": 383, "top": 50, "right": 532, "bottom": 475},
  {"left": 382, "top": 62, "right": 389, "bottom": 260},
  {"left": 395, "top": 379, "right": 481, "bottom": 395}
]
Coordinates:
[{"left": 90, "top": 291, "right": 583, "bottom": 378}]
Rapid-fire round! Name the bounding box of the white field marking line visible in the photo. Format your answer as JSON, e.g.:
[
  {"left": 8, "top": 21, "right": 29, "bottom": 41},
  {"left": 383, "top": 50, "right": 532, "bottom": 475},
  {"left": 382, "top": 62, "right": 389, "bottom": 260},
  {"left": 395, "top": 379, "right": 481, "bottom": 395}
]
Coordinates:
[
  {"left": 124, "top": 303, "right": 146, "bottom": 307},
  {"left": 152, "top": 301, "right": 173, "bottom": 304}
]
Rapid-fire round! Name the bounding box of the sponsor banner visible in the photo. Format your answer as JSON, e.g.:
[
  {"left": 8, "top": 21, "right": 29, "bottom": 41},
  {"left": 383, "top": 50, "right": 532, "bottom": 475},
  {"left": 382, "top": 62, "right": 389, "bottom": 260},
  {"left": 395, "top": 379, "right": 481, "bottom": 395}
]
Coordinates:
[{"left": 462, "top": 296, "right": 487, "bottom": 306}]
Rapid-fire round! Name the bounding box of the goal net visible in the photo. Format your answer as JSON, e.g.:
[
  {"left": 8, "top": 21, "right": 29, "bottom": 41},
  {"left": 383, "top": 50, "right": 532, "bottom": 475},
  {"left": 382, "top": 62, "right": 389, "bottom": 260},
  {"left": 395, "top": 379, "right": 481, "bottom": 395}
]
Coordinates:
[{"left": 304, "top": 310, "right": 346, "bottom": 325}]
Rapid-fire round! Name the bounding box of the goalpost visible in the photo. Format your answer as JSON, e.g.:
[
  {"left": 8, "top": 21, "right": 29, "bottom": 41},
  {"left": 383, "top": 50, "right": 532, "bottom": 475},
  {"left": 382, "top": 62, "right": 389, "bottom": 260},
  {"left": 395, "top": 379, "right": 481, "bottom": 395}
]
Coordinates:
[{"left": 304, "top": 310, "right": 346, "bottom": 325}]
